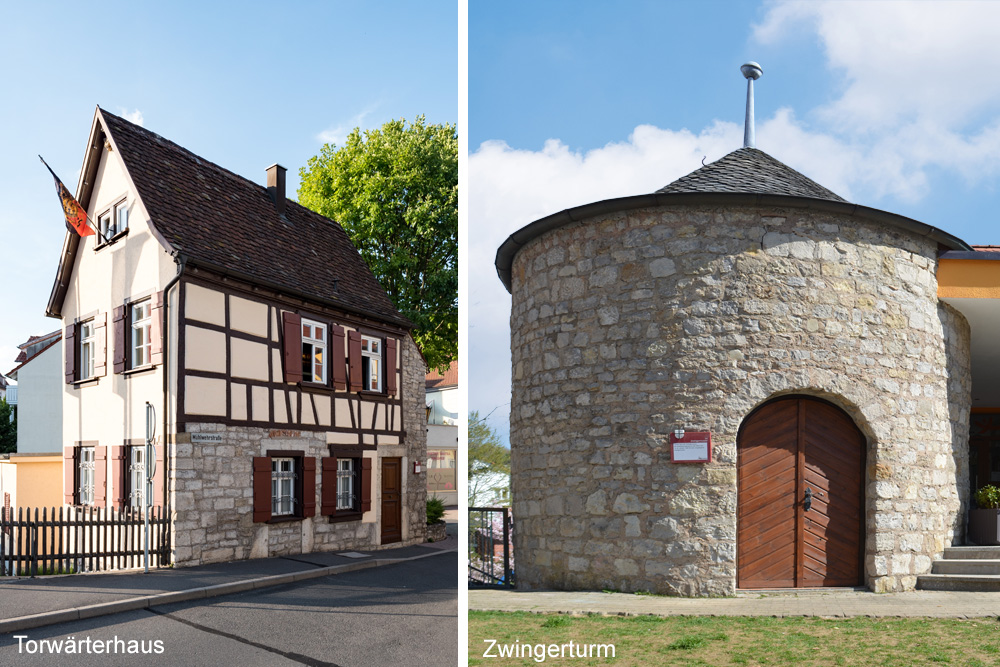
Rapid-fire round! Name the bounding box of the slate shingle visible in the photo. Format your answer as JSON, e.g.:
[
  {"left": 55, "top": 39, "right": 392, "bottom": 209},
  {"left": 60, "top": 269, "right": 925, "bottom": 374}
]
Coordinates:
[
  {"left": 656, "top": 147, "right": 847, "bottom": 202},
  {"left": 100, "top": 108, "right": 410, "bottom": 329}
]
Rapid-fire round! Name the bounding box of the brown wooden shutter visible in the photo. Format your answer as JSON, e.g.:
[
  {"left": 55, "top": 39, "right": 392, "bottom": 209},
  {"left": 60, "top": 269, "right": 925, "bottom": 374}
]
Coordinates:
[
  {"left": 94, "top": 446, "right": 107, "bottom": 508},
  {"left": 63, "top": 447, "right": 76, "bottom": 504},
  {"left": 348, "top": 331, "right": 362, "bottom": 392},
  {"left": 113, "top": 306, "right": 127, "bottom": 374},
  {"left": 321, "top": 456, "right": 337, "bottom": 516},
  {"left": 111, "top": 445, "right": 126, "bottom": 510},
  {"left": 331, "top": 326, "right": 347, "bottom": 390},
  {"left": 253, "top": 456, "right": 272, "bottom": 522},
  {"left": 152, "top": 442, "right": 165, "bottom": 507},
  {"left": 301, "top": 456, "right": 316, "bottom": 518},
  {"left": 361, "top": 457, "right": 372, "bottom": 512},
  {"left": 150, "top": 291, "right": 164, "bottom": 366},
  {"left": 94, "top": 313, "right": 107, "bottom": 377},
  {"left": 64, "top": 325, "right": 76, "bottom": 384},
  {"left": 385, "top": 338, "right": 398, "bottom": 396},
  {"left": 282, "top": 312, "right": 302, "bottom": 384}
]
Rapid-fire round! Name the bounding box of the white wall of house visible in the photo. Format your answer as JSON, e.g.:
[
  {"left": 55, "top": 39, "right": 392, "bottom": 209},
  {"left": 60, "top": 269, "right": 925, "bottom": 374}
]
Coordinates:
[
  {"left": 16, "top": 344, "right": 62, "bottom": 454},
  {"left": 61, "top": 136, "right": 174, "bottom": 456}
]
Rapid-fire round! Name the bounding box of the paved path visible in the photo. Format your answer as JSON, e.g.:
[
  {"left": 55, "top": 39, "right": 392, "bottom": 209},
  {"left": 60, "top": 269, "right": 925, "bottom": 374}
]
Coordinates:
[
  {"left": 0, "top": 541, "right": 456, "bottom": 634},
  {"left": 470, "top": 587, "right": 1000, "bottom": 618}
]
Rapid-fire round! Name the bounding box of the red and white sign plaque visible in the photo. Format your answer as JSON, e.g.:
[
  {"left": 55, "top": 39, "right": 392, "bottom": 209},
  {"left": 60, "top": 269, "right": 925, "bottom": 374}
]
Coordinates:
[{"left": 669, "top": 431, "right": 712, "bottom": 463}]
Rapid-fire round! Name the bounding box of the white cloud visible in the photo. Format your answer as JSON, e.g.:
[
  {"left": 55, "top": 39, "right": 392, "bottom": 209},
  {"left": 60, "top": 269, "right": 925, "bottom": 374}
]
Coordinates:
[
  {"left": 316, "top": 105, "right": 380, "bottom": 145},
  {"left": 118, "top": 108, "right": 144, "bottom": 126}
]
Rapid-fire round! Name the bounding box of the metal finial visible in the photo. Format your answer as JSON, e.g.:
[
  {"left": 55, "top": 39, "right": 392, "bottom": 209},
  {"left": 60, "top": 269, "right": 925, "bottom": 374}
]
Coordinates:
[{"left": 741, "top": 62, "right": 763, "bottom": 149}]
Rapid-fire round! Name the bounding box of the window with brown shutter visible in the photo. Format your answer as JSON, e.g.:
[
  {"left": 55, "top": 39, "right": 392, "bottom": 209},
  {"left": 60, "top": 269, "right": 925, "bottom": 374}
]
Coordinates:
[
  {"left": 94, "top": 446, "right": 107, "bottom": 509},
  {"left": 63, "top": 447, "right": 75, "bottom": 504},
  {"left": 331, "top": 325, "right": 347, "bottom": 390},
  {"left": 112, "top": 445, "right": 126, "bottom": 510},
  {"left": 64, "top": 325, "right": 76, "bottom": 384},
  {"left": 150, "top": 291, "right": 164, "bottom": 366},
  {"left": 326, "top": 447, "right": 368, "bottom": 522},
  {"left": 113, "top": 306, "right": 127, "bottom": 374},
  {"left": 252, "top": 456, "right": 272, "bottom": 523},
  {"left": 348, "top": 330, "right": 362, "bottom": 392},
  {"left": 385, "top": 338, "right": 398, "bottom": 395},
  {"left": 282, "top": 312, "right": 302, "bottom": 384},
  {"left": 94, "top": 313, "right": 107, "bottom": 377}
]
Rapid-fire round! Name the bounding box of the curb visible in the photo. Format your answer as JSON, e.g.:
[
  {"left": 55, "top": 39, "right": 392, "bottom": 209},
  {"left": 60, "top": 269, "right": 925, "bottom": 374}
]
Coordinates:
[{"left": 0, "top": 547, "right": 455, "bottom": 634}]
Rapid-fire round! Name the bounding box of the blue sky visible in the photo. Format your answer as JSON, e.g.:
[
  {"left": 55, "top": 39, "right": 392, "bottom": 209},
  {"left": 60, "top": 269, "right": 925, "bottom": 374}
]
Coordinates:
[
  {"left": 469, "top": 1, "right": 1000, "bottom": 445},
  {"left": 0, "top": 1, "right": 456, "bottom": 377}
]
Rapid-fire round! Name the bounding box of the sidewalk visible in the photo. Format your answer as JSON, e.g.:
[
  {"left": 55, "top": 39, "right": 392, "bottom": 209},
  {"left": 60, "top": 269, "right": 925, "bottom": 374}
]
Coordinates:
[
  {"left": 470, "top": 587, "right": 1000, "bottom": 618},
  {"left": 0, "top": 539, "right": 456, "bottom": 634}
]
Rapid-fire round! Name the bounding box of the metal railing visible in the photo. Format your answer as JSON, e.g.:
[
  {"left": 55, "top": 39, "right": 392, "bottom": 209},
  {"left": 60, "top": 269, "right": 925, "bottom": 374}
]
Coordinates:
[
  {"left": 0, "top": 505, "right": 171, "bottom": 576},
  {"left": 468, "top": 506, "right": 513, "bottom": 587}
]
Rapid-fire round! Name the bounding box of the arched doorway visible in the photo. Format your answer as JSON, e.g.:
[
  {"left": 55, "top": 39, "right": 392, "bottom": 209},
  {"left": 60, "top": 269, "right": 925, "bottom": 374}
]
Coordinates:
[{"left": 737, "top": 396, "right": 866, "bottom": 588}]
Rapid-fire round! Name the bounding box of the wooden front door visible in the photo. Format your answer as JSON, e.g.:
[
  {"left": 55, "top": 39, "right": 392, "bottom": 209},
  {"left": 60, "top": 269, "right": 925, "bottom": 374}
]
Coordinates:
[
  {"left": 737, "top": 396, "right": 865, "bottom": 588},
  {"left": 381, "top": 457, "right": 402, "bottom": 544}
]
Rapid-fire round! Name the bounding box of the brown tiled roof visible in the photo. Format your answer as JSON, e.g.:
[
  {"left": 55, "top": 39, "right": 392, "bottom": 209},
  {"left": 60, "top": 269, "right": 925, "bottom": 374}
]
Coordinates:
[
  {"left": 99, "top": 108, "right": 410, "bottom": 329},
  {"left": 657, "top": 147, "right": 847, "bottom": 202},
  {"left": 426, "top": 360, "right": 458, "bottom": 390}
]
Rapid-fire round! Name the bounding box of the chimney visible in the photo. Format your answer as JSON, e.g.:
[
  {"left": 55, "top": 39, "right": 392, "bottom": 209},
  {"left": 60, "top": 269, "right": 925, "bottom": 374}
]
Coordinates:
[{"left": 266, "top": 164, "right": 286, "bottom": 215}]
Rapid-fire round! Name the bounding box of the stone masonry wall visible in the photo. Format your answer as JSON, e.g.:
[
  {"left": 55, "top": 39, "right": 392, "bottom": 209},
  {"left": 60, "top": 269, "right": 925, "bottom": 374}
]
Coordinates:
[
  {"left": 508, "top": 204, "right": 971, "bottom": 595},
  {"left": 170, "top": 335, "right": 427, "bottom": 567}
]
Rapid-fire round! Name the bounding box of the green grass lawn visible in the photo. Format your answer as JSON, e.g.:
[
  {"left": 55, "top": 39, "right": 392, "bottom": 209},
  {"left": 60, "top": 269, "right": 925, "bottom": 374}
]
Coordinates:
[{"left": 469, "top": 611, "right": 1000, "bottom": 666}]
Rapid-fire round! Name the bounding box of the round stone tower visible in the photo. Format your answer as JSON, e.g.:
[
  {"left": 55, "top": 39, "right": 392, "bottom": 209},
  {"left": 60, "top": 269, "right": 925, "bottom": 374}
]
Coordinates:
[{"left": 497, "top": 146, "right": 973, "bottom": 595}]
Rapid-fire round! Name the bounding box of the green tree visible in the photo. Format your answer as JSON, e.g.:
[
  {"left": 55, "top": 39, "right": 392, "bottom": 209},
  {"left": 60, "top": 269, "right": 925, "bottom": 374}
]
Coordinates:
[
  {"left": 469, "top": 410, "right": 510, "bottom": 506},
  {"left": 0, "top": 398, "right": 15, "bottom": 454},
  {"left": 298, "top": 116, "right": 457, "bottom": 370}
]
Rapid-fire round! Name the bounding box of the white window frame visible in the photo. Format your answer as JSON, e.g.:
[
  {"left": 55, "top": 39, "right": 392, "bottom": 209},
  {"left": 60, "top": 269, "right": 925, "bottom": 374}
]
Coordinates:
[
  {"left": 79, "top": 320, "right": 96, "bottom": 380},
  {"left": 78, "top": 446, "right": 95, "bottom": 506},
  {"left": 361, "top": 335, "right": 381, "bottom": 392},
  {"left": 97, "top": 210, "right": 113, "bottom": 243},
  {"left": 129, "top": 446, "right": 146, "bottom": 508},
  {"left": 131, "top": 300, "right": 152, "bottom": 369},
  {"left": 336, "top": 459, "right": 356, "bottom": 510},
  {"left": 301, "top": 319, "right": 326, "bottom": 384},
  {"left": 271, "top": 457, "right": 297, "bottom": 516},
  {"left": 114, "top": 199, "right": 128, "bottom": 236}
]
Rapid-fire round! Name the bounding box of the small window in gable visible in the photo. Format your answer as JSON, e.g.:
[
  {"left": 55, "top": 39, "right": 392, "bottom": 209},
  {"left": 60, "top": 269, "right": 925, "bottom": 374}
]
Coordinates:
[
  {"left": 361, "top": 335, "right": 380, "bottom": 392},
  {"left": 301, "top": 319, "right": 326, "bottom": 384},
  {"left": 97, "top": 210, "right": 113, "bottom": 243}
]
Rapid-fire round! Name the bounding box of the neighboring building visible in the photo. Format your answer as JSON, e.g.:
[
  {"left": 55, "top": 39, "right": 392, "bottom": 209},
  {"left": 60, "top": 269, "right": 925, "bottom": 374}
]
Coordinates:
[
  {"left": 0, "top": 373, "right": 7, "bottom": 402},
  {"left": 426, "top": 361, "right": 458, "bottom": 505},
  {"left": 496, "top": 71, "right": 1000, "bottom": 596},
  {"left": 45, "top": 107, "right": 427, "bottom": 567},
  {"left": 0, "top": 453, "right": 63, "bottom": 512},
  {"left": 7, "top": 330, "right": 62, "bottom": 454}
]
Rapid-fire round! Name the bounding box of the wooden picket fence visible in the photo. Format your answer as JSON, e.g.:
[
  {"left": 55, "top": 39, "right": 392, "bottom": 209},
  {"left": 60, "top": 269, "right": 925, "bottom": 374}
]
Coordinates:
[{"left": 0, "top": 505, "right": 171, "bottom": 576}]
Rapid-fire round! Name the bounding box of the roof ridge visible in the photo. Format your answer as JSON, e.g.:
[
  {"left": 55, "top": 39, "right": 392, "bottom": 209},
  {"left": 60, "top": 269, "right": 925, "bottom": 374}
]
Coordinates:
[{"left": 99, "top": 107, "right": 291, "bottom": 205}]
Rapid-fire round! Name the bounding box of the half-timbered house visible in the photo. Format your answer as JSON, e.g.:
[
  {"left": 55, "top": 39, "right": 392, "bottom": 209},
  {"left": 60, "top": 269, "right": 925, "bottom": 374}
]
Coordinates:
[{"left": 46, "top": 107, "right": 427, "bottom": 566}]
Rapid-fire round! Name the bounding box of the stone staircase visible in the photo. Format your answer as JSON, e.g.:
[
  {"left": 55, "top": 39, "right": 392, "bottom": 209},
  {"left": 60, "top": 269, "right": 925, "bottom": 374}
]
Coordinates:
[{"left": 917, "top": 546, "right": 1000, "bottom": 591}]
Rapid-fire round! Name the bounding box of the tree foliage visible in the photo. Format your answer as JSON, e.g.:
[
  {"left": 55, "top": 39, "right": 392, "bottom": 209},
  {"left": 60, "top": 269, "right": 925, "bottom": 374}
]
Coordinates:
[
  {"left": 469, "top": 410, "right": 510, "bottom": 506},
  {"left": 0, "top": 398, "right": 15, "bottom": 454},
  {"left": 298, "top": 116, "right": 457, "bottom": 370}
]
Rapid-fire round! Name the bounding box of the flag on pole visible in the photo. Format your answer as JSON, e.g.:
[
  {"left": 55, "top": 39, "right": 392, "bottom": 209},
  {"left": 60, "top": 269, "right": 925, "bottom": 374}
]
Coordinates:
[{"left": 39, "top": 156, "right": 95, "bottom": 237}]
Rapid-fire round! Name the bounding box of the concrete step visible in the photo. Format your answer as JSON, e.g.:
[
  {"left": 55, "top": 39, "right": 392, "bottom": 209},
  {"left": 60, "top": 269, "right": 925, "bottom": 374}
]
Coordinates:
[
  {"left": 943, "top": 546, "right": 1000, "bottom": 560},
  {"left": 931, "top": 559, "right": 1000, "bottom": 575},
  {"left": 917, "top": 573, "right": 1000, "bottom": 592}
]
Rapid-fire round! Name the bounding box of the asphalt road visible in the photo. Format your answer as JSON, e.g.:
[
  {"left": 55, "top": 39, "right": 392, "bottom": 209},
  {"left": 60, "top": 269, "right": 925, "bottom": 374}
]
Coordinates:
[{"left": 0, "top": 551, "right": 457, "bottom": 667}]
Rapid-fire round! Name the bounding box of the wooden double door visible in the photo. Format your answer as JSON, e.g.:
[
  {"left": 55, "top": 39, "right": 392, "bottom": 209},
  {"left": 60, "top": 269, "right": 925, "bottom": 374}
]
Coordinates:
[{"left": 737, "top": 396, "right": 865, "bottom": 588}]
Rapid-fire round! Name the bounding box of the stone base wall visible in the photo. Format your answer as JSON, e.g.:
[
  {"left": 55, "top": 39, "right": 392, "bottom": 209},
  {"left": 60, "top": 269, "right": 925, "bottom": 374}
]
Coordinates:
[
  {"left": 509, "top": 204, "right": 971, "bottom": 595},
  {"left": 170, "top": 336, "right": 427, "bottom": 567}
]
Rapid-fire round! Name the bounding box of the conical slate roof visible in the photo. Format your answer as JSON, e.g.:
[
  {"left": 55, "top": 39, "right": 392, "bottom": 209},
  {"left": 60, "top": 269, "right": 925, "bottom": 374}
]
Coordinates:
[{"left": 656, "top": 147, "right": 847, "bottom": 202}]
